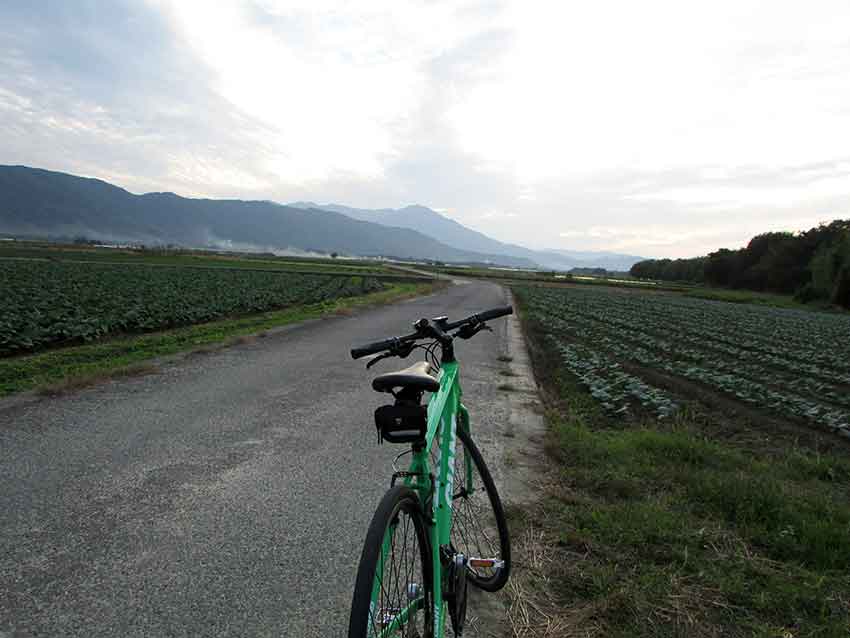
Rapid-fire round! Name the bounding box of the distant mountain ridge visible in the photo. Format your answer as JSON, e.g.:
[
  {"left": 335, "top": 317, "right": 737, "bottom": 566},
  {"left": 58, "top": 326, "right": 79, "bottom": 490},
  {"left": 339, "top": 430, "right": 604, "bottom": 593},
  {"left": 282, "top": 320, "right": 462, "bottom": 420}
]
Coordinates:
[
  {"left": 0, "top": 165, "right": 644, "bottom": 269},
  {"left": 0, "top": 166, "right": 535, "bottom": 266},
  {"left": 289, "top": 202, "right": 644, "bottom": 271}
]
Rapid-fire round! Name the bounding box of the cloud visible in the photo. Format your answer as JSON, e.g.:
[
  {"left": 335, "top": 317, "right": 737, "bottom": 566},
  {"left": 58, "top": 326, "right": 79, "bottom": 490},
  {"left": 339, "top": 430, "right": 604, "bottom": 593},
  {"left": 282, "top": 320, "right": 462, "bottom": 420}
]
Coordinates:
[
  {"left": 478, "top": 211, "right": 519, "bottom": 220},
  {"left": 0, "top": 0, "right": 279, "bottom": 194},
  {"left": 490, "top": 162, "right": 848, "bottom": 256},
  {"left": 1, "top": 0, "right": 850, "bottom": 259},
  {"left": 624, "top": 161, "right": 850, "bottom": 210}
]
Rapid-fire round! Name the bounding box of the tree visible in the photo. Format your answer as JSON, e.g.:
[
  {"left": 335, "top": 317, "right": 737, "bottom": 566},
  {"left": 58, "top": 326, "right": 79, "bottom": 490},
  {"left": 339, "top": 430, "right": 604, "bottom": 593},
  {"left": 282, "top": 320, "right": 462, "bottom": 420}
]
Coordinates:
[
  {"left": 703, "top": 249, "right": 739, "bottom": 287},
  {"left": 832, "top": 265, "right": 850, "bottom": 308},
  {"left": 810, "top": 228, "right": 850, "bottom": 307},
  {"left": 632, "top": 220, "right": 850, "bottom": 304}
]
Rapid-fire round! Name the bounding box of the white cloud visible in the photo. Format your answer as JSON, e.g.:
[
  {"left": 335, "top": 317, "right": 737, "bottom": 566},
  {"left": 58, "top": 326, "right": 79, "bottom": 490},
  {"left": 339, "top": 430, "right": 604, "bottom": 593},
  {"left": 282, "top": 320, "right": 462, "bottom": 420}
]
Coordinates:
[
  {"left": 155, "top": 0, "right": 505, "bottom": 184},
  {"left": 627, "top": 174, "right": 850, "bottom": 210},
  {"left": 2, "top": 0, "right": 850, "bottom": 258},
  {"left": 449, "top": 1, "right": 850, "bottom": 179}
]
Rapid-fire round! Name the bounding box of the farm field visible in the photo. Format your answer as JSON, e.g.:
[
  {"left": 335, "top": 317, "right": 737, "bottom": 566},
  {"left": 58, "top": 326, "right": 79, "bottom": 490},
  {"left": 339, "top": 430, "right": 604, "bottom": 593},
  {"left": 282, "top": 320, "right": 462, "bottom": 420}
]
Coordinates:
[
  {"left": 1, "top": 260, "right": 385, "bottom": 355},
  {"left": 427, "top": 262, "right": 821, "bottom": 311},
  {"left": 509, "top": 282, "right": 850, "bottom": 637},
  {"left": 514, "top": 283, "right": 850, "bottom": 438},
  {"left": 423, "top": 264, "right": 650, "bottom": 287},
  {"left": 0, "top": 240, "right": 396, "bottom": 275}
]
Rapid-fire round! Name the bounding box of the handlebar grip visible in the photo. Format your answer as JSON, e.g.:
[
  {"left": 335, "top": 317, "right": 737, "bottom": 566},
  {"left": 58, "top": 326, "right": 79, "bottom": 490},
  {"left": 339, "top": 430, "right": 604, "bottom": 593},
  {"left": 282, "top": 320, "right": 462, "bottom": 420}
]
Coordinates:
[
  {"left": 477, "top": 305, "right": 513, "bottom": 322},
  {"left": 351, "top": 330, "right": 420, "bottom": 359},
  {"left": 351, "top": 338, "right": 398, "bottom": 359}
]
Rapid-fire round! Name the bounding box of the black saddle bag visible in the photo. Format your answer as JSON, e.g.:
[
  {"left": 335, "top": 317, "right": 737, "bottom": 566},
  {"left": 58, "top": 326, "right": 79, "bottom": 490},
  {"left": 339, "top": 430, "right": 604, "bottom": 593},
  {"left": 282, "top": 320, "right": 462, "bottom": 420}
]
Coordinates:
[{"left": 374, "top": 403, "right": 427, "bottom": 444}]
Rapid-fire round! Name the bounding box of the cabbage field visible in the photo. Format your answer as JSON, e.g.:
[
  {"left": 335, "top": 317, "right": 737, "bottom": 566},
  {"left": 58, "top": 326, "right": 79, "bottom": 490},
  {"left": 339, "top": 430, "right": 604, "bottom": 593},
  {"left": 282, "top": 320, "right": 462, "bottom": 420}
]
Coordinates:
[
  {"left": 514, "top": 284, "right": 850, "bottom": 438},
  {"left": 0, "top": 260, "right": 385, "bottom": 355}
]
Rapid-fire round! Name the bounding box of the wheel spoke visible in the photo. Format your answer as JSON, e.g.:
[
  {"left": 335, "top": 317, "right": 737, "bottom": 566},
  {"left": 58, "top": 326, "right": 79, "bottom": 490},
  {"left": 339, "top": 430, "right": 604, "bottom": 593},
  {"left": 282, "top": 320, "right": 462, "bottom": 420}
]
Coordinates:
[
  {"left": 448, "top": 429, "right": 510, "bottom": 591},
  {"left": 364, "top": 504, "right": 428, "bottom": 637}
]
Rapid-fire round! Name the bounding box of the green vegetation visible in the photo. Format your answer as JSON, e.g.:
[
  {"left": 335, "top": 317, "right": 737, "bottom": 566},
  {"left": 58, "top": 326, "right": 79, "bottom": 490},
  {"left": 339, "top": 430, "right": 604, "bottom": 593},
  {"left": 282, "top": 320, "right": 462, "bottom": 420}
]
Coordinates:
[
  {"left": 423, "top": 259, "right": 835, "bottom": 314},
  {"left": 509, "top": 290, "right": 850, "bottom": 637},
  {"left": 0, "top": 282, "right": 437, "bottom": 396},
  {"left": 682, "top": 287, "right": 817, "bottom": 309},
  {"left": 423, "top": 263, "right": 675, "bottom": 290},
  {"left": 0, "top": 240, "right": 394, "bottom": 274},
  {"left": 513, "top": 284, "right": 850, "bottom": 435},
  {"left": 631, "top": 219, "right": 850, "bottom": 309},
  {"left": 1, "top": 260, "right": 388, "bottom": 355},
  {"left": 0, "top": 241, "right": 441, "bottom": 396}
]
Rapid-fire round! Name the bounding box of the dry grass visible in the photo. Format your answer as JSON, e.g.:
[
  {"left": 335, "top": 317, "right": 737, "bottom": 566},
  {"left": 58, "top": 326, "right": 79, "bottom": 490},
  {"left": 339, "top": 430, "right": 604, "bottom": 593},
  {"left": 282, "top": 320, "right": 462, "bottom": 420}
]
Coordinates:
[
  {"left": 505, "top": 510, "right": 604, "bottom": 638},
  {"left": 36, "top": 362, "right": 158, "bottom": 396},
  {"left": 503, "top": 498, "right": 797, "bottom": 638}
]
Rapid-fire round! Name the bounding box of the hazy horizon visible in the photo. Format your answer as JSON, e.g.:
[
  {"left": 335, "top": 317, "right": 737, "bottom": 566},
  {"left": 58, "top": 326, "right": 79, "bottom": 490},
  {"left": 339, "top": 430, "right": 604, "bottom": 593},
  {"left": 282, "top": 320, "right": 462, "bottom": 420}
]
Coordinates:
[{"left": 3, "top": 1, "right": 849, "bottom": 258}]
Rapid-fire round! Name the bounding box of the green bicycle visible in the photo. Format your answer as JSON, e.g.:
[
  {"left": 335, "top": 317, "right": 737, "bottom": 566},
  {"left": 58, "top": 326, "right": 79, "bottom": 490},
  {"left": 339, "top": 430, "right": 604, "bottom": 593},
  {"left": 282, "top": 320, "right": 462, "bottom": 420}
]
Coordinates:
[{"left": 348, "top": 306, "right": 513, "bottom": 637}]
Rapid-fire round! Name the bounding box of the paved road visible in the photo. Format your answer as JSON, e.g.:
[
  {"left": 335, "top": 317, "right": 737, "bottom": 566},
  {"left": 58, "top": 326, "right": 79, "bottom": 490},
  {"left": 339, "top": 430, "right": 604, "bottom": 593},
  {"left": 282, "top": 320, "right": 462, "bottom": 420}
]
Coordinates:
[{"left": 0, "top": 281, "right": 511, "bottom": 637}]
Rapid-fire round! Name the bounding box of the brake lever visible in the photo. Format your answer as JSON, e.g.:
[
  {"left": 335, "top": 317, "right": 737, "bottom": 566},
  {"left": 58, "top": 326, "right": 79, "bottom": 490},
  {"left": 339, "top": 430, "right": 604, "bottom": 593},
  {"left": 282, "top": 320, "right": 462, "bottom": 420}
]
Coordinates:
[
  {"left": 455, "top": 321, "right": 492, "bottom": 340},
  {"left": 365, "top": 342, "right": 415, "bottom": 369},
  {"left": 366, "top": 352, "right": 393, "bottom": 369}
]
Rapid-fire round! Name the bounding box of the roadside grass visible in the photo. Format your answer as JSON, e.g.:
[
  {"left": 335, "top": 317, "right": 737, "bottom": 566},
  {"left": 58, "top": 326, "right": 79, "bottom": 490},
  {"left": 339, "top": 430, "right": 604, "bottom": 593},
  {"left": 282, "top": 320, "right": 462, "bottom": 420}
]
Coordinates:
[
  {"left": 0, "top": 282, "right": 441, "bottom": 397},
  {"left": 506, "top": 299, "right": 850, "bottom": 637}
]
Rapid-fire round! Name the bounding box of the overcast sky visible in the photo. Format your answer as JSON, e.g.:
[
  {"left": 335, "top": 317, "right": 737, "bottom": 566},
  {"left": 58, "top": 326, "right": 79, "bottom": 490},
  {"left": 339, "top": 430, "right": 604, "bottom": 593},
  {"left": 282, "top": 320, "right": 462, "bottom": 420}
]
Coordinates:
[{"left": 3, "top": 1, "right": 850, "bottom": 258}]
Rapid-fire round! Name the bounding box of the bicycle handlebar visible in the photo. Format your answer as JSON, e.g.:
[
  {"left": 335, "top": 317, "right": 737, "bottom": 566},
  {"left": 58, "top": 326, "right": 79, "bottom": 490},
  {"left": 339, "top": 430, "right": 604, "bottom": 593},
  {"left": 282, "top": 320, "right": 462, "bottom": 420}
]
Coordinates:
[
  {"left": 350, "top": 305, "right": 513, "bottom": 359},
  {"left": 351, "top": 335, "right": 418, "bottom": 360},
  {"left": 444, "top": 305, "right": 513, "bottom": 330}
]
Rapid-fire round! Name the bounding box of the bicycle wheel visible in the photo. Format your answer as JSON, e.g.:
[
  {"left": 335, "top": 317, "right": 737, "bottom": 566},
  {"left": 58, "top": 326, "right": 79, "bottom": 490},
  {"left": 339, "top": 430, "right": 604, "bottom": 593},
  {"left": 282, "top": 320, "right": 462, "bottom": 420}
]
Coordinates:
[
  {"left": 349, "top": 486, "right": 434, "bottom": 638},
  {"left": 450, "top": 427, "right": 511, "bottom": 592}
]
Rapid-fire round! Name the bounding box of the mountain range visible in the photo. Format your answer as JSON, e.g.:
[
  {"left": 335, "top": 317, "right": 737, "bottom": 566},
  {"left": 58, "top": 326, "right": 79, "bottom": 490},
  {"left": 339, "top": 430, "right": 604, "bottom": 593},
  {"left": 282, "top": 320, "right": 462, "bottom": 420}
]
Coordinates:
[
  {"left": 0, "top": 165, "right": 643, "bottom": 270},
  {"left": 290, "top": 202, "right": 642, "bottom": 271}
]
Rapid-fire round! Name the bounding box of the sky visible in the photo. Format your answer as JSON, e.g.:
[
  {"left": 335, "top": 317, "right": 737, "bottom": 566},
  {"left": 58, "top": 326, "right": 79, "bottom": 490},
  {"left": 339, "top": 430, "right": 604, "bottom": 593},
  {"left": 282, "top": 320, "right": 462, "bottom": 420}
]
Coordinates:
[{"left": 2, "top": 0, "right": 850, "bottom": 258}]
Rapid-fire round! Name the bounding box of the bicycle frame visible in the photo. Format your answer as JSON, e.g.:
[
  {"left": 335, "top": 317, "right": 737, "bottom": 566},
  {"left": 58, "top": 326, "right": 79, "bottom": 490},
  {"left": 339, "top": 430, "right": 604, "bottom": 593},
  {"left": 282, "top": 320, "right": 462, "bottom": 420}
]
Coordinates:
[{"left": 371, "top": 359, "right": 470, "bottom": 638}]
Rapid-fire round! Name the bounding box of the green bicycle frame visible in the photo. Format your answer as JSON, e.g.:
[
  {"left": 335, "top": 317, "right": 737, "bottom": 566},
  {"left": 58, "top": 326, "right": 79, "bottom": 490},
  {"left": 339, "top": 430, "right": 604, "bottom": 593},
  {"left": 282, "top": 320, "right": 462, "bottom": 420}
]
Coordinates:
[{"left": 370, "top": 359, "right": 471, "bottom": 638}]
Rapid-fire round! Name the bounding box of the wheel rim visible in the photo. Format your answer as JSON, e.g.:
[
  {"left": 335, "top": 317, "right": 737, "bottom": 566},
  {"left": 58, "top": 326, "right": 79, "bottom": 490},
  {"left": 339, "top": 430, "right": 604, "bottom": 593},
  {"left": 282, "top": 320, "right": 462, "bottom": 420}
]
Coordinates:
[
  {"left": 450, "top": 434, "right": 504, "bottom": 584},
  {"left": 367, "top": 505, "right": 431, "bottom": 637}
]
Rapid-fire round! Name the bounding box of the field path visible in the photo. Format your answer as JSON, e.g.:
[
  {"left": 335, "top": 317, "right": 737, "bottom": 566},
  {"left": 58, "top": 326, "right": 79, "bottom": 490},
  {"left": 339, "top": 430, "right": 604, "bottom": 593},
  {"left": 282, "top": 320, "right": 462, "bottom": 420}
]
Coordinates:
[{"left": 0, "top": 280, "right": 512, "bottom": 637}]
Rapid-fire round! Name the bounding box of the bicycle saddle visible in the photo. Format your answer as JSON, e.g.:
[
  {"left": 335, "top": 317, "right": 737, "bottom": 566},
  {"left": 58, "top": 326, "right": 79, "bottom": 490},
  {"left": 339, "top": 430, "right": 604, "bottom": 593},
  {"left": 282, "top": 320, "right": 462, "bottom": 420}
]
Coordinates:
[{"left": 372, "top": 361, "right": 440, "bottom": 393}]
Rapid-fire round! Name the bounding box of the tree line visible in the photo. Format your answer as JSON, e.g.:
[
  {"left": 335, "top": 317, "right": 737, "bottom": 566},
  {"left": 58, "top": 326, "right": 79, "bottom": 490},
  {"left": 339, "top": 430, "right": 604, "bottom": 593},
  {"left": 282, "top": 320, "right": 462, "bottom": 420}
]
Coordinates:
[{"left": 629, "top": 219, "right": 850, "bottom": 308}]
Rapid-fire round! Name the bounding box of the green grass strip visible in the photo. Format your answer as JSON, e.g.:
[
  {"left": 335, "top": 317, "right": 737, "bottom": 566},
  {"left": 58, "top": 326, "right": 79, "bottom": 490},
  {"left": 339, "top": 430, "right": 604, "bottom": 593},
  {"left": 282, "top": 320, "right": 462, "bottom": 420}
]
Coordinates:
[
  {"left": 0, "top": 282, "right": 438, "bottom": 397},
  {"left": 508, "top": 293, "right": 850, "bottom": 636}
]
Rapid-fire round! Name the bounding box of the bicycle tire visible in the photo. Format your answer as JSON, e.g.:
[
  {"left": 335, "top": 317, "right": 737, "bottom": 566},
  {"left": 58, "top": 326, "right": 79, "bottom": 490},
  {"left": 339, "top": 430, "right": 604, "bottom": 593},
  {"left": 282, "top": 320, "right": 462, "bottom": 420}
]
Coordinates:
[
  {"left": 451, "top": 427, "right": 511, "bottom": 592},
  {"left": 349, "top": 486, "right": 434, "bottom": 638}
]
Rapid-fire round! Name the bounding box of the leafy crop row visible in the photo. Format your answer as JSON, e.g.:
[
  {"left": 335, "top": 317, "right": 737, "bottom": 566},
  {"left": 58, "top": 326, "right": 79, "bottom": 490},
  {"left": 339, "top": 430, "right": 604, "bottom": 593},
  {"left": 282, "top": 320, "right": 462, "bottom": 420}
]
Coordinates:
[
  {"left": 1, "top": 261, "right": 384, "bottom": 355},
  {"left": 515, "top": 285, "right": 850, "bottom": 437},
  {"left": 556, "top": 340, "right": 679, "bottom": 418}
]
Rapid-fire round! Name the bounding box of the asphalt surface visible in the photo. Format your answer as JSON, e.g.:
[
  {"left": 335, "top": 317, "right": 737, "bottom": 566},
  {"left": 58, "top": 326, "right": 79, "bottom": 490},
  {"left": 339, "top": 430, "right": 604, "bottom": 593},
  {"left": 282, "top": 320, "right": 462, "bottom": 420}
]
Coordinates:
[{"left": 0, "top": 280, "right": 511, "bottom": 637}]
